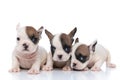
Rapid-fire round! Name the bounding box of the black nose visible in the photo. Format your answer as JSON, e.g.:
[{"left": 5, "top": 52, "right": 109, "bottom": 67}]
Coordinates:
[
  {"left": 58, "top": 55, "right": 62, "bottom": 59},
  {"left": 73, "top": 63, "right": 77, "bottom": 67},
  {"left": 23, "top": 43, "right": 28, "bottom": 49}
]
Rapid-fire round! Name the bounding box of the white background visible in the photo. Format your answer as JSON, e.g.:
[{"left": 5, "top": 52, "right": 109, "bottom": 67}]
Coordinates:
[{"left": 0, "top": 0, "right": 120, "bottom": 80}]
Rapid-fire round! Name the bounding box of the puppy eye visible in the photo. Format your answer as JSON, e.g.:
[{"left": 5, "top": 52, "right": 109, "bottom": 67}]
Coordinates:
[
  {"left": 51, "top": 45, "right": 56, "bottom": 56},
  {"left": 79, "top": 56, "right": 86, "bottom": 62},
  {"left": 17, "top": 37, "right": 20, "bottom": 41},
  {"left": 80, "top": 57, "right": 84, "bottom": 61},
  {"left": 31, "top": 37, "right": 37, "bottom": 43},
  {"left": 30, "top": 35, "right": 38, "bottom": 44},
  {"left": 76, "top": 54, "right": 87, "bottom": 63},
  {"left": 63, "top": 45, "right": 71, "bottom": 53},
  {"left": 79, "top": 56, "right": 86, "bottom": 63}
]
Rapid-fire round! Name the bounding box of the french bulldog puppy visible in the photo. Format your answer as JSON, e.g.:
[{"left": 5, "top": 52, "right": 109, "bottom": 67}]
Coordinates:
[
  {"left": 9, "top": 23, "right": 47, "bottom": 74},
  {"left": 71, "top": 38, "right": 116, "bottom": 71},
  {"left": 43, "top": 27, "right": 77, "bottom": 71}
]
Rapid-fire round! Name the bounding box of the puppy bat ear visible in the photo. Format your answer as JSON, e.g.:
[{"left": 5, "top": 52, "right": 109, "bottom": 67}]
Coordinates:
[
  {"left": 45, "top": 29, "right": 54, "bottom": 41},
  {"left": 38, "top": 26, "right": 44, "bottom": 36},
  {"left": 89, "top": 40, "right": 97, "bottom": 53},
  {"left": 16, "top": 22, "right": 20, "bottom": 30},
  {"left": 75, "top": 38, "right": 79, "bottom": 43},
  {"left": 68, "top": 27, "right": 77, "bottom": 44},
  {"left": 68, "top": 27, "right": 77, "bottom": 38}
]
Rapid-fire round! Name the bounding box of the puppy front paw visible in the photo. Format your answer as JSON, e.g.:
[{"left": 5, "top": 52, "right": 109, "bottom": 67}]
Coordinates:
[
  {"left": 107, "top": 63, "right": 116, "bottom": 68},
  {"left": 9, "top": 67, "right": 20, "bottom": 72},
  {"left": 83, "top": 67, "right": 89, "bottom": 71},
  {"left": 62, "top": 66, "right": 71, "bottom": 71},
  {"left": 28, "top": 68, "right": 40, "bottom": 74},
  {"left": 91, "top": 67, "right": 101, "bottom": 71},
  {"left": 42, "top": 65, "right": 53, "bottom": 71}
]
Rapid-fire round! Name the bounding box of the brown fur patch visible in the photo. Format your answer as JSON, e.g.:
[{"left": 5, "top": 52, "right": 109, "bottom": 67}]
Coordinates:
[
  {"left": 75, "top": 38, "right": 79, "bottom": 43},
  {"left": 75, "top": 44, "right": 90, "bottom": 56},
  {"left": 68, "top": 27, "right": 77, "bottom": 38},
  {"left": 60, "top": 33, "right": 72, "bottom": 53},
  {"left": 60, "top": 33, "right": 72, "bottom": 47},
  {"left": 26, "top": 26, "right": 39, "bottom": 44}
]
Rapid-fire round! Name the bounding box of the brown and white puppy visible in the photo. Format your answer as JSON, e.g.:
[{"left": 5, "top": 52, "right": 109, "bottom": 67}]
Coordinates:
[
  {"left": 9, "top": 23, "right": 47, "bottom": 74},
  {"left": 42, "top": 27, "right": 77, "bottom": 71},
  {"left": 71, "top": 38, "right": 116, "bottom": 71}
]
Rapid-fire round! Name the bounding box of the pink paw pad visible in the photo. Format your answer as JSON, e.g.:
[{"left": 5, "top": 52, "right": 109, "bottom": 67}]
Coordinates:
[
  {"left": 28, "top": 69, "right": 40, "bottom": 74},
  {"left": 42, "top": 65, "right": 53, "bottom": 71},
  {"left": 107, "top": 63, "right": 116, "bottom": 68},
  {"left": 9, "top": 68, "right": 20, "bottom": 72},
  {"left": 62, "top": 66, "right": 71, "bottom": 71},
  {"left": 91, "top": 67, "right": 101, "bottom": 71}
]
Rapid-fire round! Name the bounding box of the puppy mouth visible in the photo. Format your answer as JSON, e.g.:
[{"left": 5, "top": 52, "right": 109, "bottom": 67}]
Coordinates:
[
  {"left": 23, "top": 49, "right": 29, "bottom": 51},
  {"left": 53, "top": 59, "right": 68, "bottom": 62},
  {"left": 54, "top": 59, "right": 65, "bottom": 62}
]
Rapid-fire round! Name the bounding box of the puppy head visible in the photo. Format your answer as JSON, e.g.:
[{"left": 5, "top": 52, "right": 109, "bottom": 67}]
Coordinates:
[
  {"left": 71, "top": 38, "right": 97, "bottom": 70},
  {"left": 16, "top": 23, "right": 43, "bottom": 54},
  {"left": 45, "top": 27, "right": 77, "bottom": 62}
]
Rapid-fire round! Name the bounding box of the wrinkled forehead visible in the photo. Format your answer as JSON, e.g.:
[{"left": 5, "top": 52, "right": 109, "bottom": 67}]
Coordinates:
[
  {"left": 17, "top": 27, "right": 26, "bottom": 36},
  {"left": 52, "top": 33, "right": 72, "bottom": 48},
  {"left": 75, "top": 44, "right": 90, "bottom": 56}
]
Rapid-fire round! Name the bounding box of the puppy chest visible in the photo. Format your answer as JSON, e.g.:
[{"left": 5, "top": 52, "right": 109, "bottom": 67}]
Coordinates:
[
  {"left": 17, "top": 57, "right": 36, "bottom": 69},
  {"left": 53, "top": 61, "right": 67, "bottom": 68}
]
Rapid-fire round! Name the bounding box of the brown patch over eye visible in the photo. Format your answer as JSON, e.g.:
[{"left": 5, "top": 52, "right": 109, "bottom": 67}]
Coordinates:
[
  {"left": 60, "top": 33, "right": 72, "bottom": 53},
  {"left": 26, "top": 26, "right": 39, "bottom": 44},
  {"left": 75, "top": 45, "right": 90, "bottom": 63}
]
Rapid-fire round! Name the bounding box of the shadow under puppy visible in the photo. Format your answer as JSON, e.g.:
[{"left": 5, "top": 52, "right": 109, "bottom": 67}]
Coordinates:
[
  {"left": 43, "top": 27, "right": 77, "bottom": 71},
  {"left": 71, "top": 38, "right": 116, "bottom": 71},
  {"left": 9, "top": 23, "right": 47, "bottom": 74}
]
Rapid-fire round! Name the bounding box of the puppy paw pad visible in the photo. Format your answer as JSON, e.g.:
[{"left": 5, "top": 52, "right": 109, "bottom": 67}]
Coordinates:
[
  {"left": 28, "top": 69, "right": 40, "bottom": 74},
  {"left": 62, "top": 66, "right": 71, "bottom": 71},
  {"left": 9, "top": 68, "right": 20, "bottom": 72},
  {"left": 83, "top": 67, "right": 89, "bottom": 71},
  {"left": 42, "top": 66, "right": 53, "bottom": 71},
  {"left": 91, "top": 67, "right": 101, "bottom": 71},
  {"left": 107, "top": 63, "right": 116, "bottom": 68}
]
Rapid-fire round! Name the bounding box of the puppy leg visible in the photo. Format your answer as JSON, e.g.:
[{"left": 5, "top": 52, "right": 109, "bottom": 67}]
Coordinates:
[
  {"left": 91, "top": 60, "right": 103, "bottom": 71},
  {"left": 106, "top": 52, "right": 116, "bottom": 68},
  {"left": 42, "top": 52, "right": 53, "bottom": 71},
  {"left": 62, "top": 60, "right": 71, "bottom": 71},
  {"left": 9, "top": 56, "right": 20, "bottom": 72},
  {"left": 28, "top": 58, "right": 41, "bottom": 74}
]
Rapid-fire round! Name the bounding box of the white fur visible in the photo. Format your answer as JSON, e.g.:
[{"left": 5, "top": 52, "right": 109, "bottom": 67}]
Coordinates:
[
  {"left": 9, "top": 26, "right": 47, "bottom": 74},
  {"left": 71, "top": 42, "right": 116, "bottom": 71}
]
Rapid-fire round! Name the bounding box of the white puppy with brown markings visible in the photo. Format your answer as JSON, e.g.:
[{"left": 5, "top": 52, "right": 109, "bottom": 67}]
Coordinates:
[
  {"left": 42, "top": 27, "right": 77, "bottom": 71},
  {"left": 9, "top": 23, "right": 47, "bottom": 74},
  {"left": 71, "top": 38, "right": 116, "bottom": 71}
]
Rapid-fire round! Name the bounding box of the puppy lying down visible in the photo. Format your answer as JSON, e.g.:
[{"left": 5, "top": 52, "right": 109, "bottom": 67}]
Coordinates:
[
  {"left": 71, "top": 38, "right": 116, "bottom": 71},
  {"left": 9, "top": 24, "right": 47, "bottom": 74}
]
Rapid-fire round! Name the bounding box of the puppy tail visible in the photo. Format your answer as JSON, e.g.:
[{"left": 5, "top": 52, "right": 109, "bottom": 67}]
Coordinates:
[{"left": 106, "top": 50, "right": 116, "bottom": 68}]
